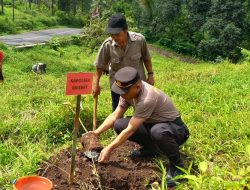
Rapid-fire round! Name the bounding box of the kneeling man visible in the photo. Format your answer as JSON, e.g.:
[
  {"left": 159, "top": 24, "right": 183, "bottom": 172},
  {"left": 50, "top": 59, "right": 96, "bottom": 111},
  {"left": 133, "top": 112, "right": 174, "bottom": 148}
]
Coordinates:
[{"left": 92, "top": 66, "right": 189, "bottom": 187}]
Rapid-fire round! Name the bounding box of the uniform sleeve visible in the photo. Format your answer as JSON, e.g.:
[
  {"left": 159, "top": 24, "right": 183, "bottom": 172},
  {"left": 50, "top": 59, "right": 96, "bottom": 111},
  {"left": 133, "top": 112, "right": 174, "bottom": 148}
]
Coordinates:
[
  {"left": 94, "top": 40, "right": 111, "bottom": 70},
  {"left": 118, "top": 97, "right": 131, "bottom": 109},
  {"left": 141, "top": 36, "right": 151, "bottom": 61},
  {"left": 134, "top": 99, "right": 156, "bottom": 119}
]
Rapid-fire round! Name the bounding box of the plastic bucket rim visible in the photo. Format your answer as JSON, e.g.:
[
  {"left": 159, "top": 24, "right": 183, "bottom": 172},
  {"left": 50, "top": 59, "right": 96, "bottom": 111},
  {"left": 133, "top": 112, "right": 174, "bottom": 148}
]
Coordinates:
[{"left": 13, "top": 175, "right": 53, "bottom": 190}]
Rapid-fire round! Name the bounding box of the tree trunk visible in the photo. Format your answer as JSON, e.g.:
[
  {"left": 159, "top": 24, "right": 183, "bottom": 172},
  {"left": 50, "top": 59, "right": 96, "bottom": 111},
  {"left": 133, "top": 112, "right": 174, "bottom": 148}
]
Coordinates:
[
  {"left": 29, "top": 0, "right": 31, "bottom": 9},
  {"left": 81, "top": 0, "right": 84, "bottom": 13},
  {"left": 52, "top": 0, "right": 55, "bottom": 15},
  {"left": 73, "top": 0, "right": 76, "bottom": 15},
  {"left": 0, "top": 0, "right": 3, "bottom": 14},
  {"left": 12, "top": 0, "right": 14, "bottom": 23}
]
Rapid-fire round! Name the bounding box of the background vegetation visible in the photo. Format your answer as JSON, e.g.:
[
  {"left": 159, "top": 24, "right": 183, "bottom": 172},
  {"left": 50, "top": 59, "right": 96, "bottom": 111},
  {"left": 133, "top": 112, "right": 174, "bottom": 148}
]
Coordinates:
[
  {"left": 0, "top": 0, "right": 250, "bottom": 189},
  {"left": 1, "top": 0, "right": 250, "bottom": 62},
  {"left": 0, "top": 40, "right": 250, "bottom": 189}
]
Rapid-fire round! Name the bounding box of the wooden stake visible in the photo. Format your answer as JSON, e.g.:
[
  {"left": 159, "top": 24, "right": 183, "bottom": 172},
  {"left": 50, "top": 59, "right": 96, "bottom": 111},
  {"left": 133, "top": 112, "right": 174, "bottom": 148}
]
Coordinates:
[
  {"left": 69, "top": 95, "right": 81, "bottom": 185},
  {"left": 93, "top": 96, "right": 98, "bottom": 130}
]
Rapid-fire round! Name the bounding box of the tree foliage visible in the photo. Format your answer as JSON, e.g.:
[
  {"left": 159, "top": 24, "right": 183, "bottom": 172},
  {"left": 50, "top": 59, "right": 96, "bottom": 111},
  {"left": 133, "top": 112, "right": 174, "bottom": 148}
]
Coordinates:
[
  {"left": 136, "top": 0, "right": 247, "bottom": 62},
  {"left": 1, "top": 0, "right": 249, "bottom": 62}
]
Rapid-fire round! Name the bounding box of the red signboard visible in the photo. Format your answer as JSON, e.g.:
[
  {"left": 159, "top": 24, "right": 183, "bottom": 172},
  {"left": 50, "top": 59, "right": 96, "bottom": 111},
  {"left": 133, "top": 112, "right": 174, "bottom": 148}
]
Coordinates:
[{"left": 66, "top": 72, "right": 93, "bottom": 95}]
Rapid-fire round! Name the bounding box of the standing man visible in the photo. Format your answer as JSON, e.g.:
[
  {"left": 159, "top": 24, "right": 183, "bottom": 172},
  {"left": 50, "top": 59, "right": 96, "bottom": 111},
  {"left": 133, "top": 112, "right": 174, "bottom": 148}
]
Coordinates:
[
  {"left": 92, "top": 67, "right": 189, "bottom": 187},
  {"left": 93, "top": 13, "right": 154, "bottom": 111}
]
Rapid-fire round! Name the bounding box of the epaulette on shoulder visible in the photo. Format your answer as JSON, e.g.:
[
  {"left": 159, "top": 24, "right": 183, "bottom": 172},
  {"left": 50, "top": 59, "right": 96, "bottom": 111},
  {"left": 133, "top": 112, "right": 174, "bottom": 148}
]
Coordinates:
[
  {"left": 130, "top": 32, "right": 145, "bottom": 41},
  {"left": 134, "top": 32, "right": 144, "bottom": 38}
]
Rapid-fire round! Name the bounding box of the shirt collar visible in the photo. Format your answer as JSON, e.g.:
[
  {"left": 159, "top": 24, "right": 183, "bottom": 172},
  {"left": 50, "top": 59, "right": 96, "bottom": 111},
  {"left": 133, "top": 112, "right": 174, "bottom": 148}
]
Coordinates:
[{"left": 111, "top": 31, "right": 135, "bottom": 46}]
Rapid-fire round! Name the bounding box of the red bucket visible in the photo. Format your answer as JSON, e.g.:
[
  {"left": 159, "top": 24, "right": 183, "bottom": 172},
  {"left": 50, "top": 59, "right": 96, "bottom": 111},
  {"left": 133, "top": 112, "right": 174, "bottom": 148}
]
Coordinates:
[
  {"left": 0, "top": 51, "right": 4, "bottom": 62},
  {"left": 13, "top": 176, "right": 53, "bottom": 190}
]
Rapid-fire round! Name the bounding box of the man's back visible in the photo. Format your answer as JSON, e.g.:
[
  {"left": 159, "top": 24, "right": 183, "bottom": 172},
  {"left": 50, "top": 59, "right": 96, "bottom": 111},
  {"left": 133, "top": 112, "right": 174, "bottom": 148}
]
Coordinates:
[{"left": 119, "top": 81, "right": 180, "bottom": 123}]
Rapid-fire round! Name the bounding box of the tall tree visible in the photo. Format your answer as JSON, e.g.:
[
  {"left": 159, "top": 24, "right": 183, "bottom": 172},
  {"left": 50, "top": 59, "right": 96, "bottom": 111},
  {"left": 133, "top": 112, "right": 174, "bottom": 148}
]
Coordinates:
[
  {"left": 73, "top": 0, "right": 76, "bottom": 15},
  {"left": 58, "top": 0, "right": 70, "bottom": 12},
  {"left": 197, "top": 0, "right": 245, "bottom": 61},
  {"left": 29, "top": 0, "right": 32, "bottom": 9},
  {"left": 209, "top": 0, "right": 245, "bottom": 28},
  {"left": 0, "top": 0, "right": 4, "bottom": 15},
  {"left": 188, "top": 0, "right": 212, "bottom": 33},
  {"left": 52, "top": 0, "right": 55, "bottom": 15}
]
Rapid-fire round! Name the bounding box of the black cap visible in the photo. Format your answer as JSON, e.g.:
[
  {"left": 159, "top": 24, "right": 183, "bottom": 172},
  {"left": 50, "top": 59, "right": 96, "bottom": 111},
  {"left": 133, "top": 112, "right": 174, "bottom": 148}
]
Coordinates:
[
  {"left": 111, "top": 67, "right": 140, "bottom": 95},
  {"left": 106, "top": 13, "right": 128, "bottom": 34}
]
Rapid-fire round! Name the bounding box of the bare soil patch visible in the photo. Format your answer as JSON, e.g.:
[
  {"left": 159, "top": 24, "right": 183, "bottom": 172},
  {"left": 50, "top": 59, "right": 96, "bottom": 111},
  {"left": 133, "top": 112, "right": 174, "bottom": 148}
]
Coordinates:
[{"left": 38, "top": 141, "right": 163, "bottom": 190}]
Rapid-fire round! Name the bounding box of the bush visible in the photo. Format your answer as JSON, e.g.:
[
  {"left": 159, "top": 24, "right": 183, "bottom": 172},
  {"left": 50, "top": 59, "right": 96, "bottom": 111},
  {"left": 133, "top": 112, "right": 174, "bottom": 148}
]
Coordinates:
[
  {"left": 0, "top": 18, "right": 16, "bottom": 34},
  {"left": 55, "top": 11, "right": 85, "bottom": 27},
  {"left": 0, "top": 42, "right": 8, "bottom": 51},
  {"left": 159, "top": 38, "right": 173, "bottom": 47},
  {"left": 49, "top": 37, "right": 61, "bottom": 51},
  {"left": 23, "top": 9, "right": 38, "bottom": 17},
  {"left": 241, "top": 48, "right": 250, "bottom": 62},
  {"left": 172, "top": 41, "right": 196, "bottom": 55},
  {"left": 16, "top": 19, "right": 37, "bottom": 30},
  {"left": 80, "top": 20, "right": 107, "bottom": 51},
  {"left": 71, "top": 35, "right": 82, "bottom": 46},
  {"left": 228, "top": 47, "right": 243, "bottom": 63},
  {"left": 37, "top": 16, "right": 58, "bottom": 27},
  {"left": 197, "top": 39, "right": 222, "bottom": 61},
  {"left": 142, "top": 27, "right": 158, "bottom": 42}
]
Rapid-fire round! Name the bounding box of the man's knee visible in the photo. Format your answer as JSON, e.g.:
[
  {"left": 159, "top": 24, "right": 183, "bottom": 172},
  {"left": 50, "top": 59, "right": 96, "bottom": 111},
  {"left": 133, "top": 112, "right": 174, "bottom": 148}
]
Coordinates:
[
  {"left": 150, "top": 124, "right": 173, "bottom": 142},
  {"left": 114, "top": 118, "right": 130, "bottom": 134}
]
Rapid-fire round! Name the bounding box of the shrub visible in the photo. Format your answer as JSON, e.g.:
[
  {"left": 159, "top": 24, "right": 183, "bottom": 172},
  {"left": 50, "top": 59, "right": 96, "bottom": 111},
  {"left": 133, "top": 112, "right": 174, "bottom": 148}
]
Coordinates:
[
  {"left": 0, "top": 18, "right": 16, "bottom": 34},
  {"left": 23, "top": 9, "right": 38, "bottom": 17},
  {"left": 16, "top": 15, "right": 41, "bottom": 30},
  {"left": 159, "top": 38, "right": 173, "bottom": 47},
  {"left": 37, "top": 16, "right": 58, "bottom": 27},
  {"left": 197, "top": 39, "right": 222, "bottom": 61},
  {"left": 0, "top": 42, "right": 8, "bottom": 50},
  {"left": 71, "top": 35, "right": 82, "bottom": 46},
  {"left": 16, "top": 19, "right": 37, "bottom": 30},
  {"left": 142, "top": 27, "right": 158, "bottom": 42},
  {"left": 55, "top": 11, "right": 85, "bottom": 27},
  {"left": 228, "top": 47, "right": 243, "bottom": 63},
  {"left": 172, "top": 41, "right": 196, "bottom": 55},
  {"left": 80, "top": 20, "right": 107, "bottom": 51}
]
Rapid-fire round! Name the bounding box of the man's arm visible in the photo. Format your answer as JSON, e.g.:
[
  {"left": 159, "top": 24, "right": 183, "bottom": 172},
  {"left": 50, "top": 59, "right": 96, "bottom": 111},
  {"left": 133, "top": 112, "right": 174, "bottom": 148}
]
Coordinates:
[
  {"left": 98, "top": 116, "right": 146, "bottom": 163},
  {"left": 144, "top": 59, "right": 155, "bottom": 85},
  {"left": 93, "top": 105, "right": 127, "bottom": 136},
  {"left": 93, "top": 39, "right": 111, "bottom": 96},
  {"left": 92, "top": 67, "right": 103, "bottom": 97}
]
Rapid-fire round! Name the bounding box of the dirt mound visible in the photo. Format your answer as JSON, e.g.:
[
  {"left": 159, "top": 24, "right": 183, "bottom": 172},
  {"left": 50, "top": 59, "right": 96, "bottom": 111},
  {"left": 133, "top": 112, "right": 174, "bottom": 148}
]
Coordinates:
[
  {"left": 80, "top": 132, "right": 103, "bottom": 152},
  {"left": 38, "top": 141, "right": 164, "bottom": 190}
]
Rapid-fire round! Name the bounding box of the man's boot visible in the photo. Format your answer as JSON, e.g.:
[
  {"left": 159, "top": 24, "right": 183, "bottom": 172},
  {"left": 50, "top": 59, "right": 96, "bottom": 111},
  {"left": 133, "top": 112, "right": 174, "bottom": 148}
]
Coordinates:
[
  {"left": 166, "top": 154, "right": 184, "bottom": 187},
  {"left": 130, "top": 146, "right": 160, "bottom": 158}
]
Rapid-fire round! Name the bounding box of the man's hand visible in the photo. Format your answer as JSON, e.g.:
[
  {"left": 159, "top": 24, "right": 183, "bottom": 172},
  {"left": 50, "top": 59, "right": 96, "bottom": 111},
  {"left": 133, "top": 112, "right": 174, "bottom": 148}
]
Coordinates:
[
  {"left": 92, "top": 84, "right": 101, "bottom": 97},
  {"left": 147, "top": 75, "right": 155, "bottom": 86},
  {"left": 98, "top": 146, "right": 112, "bottom": 163}
]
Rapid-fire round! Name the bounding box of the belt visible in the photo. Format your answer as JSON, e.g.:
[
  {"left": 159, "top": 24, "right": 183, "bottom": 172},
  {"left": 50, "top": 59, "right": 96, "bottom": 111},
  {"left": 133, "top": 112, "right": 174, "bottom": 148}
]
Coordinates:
[{"left": 144, "top": 117, "right": 184, "bottom": 127}]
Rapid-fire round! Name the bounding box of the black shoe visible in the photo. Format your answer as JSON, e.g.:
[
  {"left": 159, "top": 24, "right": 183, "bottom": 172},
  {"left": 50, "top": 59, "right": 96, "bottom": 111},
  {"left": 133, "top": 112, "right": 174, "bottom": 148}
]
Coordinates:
[
  {"left": 130, "top": 147, "right": 159, "bottom": 158},
  {"left": 166, "top": 165, "right": 184, "bottom": 187}
]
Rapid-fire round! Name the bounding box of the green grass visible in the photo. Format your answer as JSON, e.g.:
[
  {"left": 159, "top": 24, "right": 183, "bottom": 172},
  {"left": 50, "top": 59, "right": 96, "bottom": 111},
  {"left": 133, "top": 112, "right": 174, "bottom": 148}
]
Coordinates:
[{"left": 0, "top": 44, "right": 249, "bottom": 189}]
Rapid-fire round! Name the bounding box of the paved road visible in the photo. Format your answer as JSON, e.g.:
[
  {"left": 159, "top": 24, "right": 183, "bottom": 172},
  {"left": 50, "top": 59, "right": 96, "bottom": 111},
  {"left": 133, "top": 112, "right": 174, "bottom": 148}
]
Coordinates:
[{"left": 0, "top": 28, "right": 82, "bottom": 47}]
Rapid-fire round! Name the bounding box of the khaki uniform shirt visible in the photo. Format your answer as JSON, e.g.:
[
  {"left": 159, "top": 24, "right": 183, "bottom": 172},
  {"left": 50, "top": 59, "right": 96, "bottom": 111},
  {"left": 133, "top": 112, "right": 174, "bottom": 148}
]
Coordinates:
[
  {"left": 119, "top": 81, "right": 180, "bottom": 123},
  {"left": 94, "top": 32, "right": 151, "bottom": 87}
]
